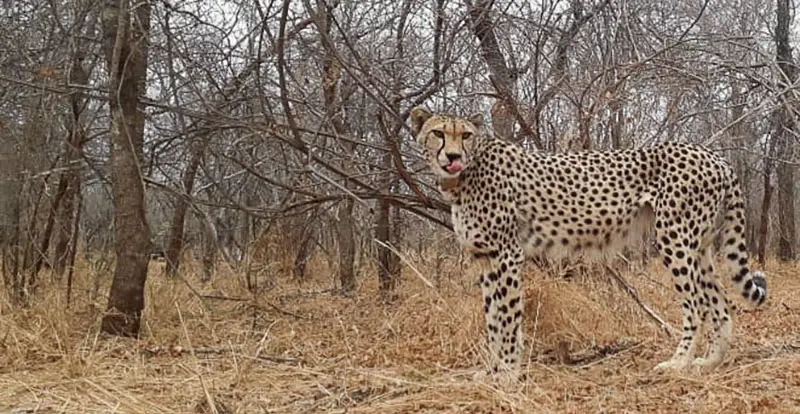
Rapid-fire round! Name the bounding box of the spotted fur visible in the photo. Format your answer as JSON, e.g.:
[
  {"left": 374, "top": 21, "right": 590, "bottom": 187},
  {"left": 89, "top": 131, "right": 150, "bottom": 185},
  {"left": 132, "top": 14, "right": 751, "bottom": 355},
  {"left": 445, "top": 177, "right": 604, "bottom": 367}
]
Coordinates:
[{"left": 411, "top": 107, "right": 768, "bottom": 374}]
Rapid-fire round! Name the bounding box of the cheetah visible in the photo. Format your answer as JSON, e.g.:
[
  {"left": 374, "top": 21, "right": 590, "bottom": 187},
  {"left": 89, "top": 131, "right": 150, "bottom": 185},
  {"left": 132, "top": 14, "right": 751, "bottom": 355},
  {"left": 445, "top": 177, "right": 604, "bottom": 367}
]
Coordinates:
[{"left": 410, "top": 107, "right": 768, "bottom": 375}]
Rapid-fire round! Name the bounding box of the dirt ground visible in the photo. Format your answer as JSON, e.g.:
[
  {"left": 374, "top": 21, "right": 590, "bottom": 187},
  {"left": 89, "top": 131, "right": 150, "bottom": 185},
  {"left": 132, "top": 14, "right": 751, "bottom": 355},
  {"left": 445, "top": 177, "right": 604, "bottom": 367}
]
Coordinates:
[{"left": 1, "top": 254, "right": 799, "bottom": 413}]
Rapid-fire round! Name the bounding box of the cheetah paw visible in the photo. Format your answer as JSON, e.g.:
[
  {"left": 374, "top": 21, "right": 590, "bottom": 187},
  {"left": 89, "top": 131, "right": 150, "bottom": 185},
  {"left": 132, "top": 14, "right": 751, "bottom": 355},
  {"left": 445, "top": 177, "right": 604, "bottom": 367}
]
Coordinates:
[
  {"left": 472, "top": 367, "right": 523, "bottom": 386},
  {"left": 691, "top": 357, "right": 723, "bottom": 371},
  {"left": 653, "top": 358, "right": 691, "bottom": 371}
]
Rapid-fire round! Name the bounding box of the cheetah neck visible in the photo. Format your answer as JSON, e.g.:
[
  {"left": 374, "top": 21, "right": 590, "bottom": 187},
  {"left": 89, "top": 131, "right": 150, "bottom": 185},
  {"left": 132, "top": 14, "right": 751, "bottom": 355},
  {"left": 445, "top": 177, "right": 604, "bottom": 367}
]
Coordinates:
[{"left": 439, "top": 176, "right": 460, "bottom": 191}]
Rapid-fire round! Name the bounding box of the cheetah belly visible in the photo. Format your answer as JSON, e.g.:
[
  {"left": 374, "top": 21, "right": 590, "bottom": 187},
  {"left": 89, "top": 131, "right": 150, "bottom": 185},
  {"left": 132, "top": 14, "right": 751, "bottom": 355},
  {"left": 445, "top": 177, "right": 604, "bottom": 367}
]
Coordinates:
[{"left": 518, "top": 193, "right": 655, "bottom": 262}]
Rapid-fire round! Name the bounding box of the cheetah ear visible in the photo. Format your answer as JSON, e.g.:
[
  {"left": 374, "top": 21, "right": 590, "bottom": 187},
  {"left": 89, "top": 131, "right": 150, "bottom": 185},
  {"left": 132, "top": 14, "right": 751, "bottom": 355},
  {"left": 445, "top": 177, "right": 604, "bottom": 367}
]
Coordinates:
[
  {"left": 410, "top": 107, "right": 433, "bottom": 136},
  {"left": 467, "top": 112, "right": 484, "bottom": 129}
]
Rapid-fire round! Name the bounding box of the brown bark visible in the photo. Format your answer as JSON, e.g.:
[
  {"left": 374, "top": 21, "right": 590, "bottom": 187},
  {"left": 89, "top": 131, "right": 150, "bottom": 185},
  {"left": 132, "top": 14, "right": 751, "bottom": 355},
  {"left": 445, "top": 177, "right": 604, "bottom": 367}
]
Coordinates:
[
  {"left": 54, "top": 52, "right": 90, "bottom": 279},
  {"left": 1, "top": 185, "right": 22, "bottom": 302},
  {"left": 292, "top": 221, "right": 316, "bottom": 281},
  {"left": 3, "top": 69, "right": 54, "bottom": 303},
  {"left": 729, "top": 84, "right": 759, "bottom": 252},
  {"left": 467, "top": 0, "right": 519, "bottom": 143},
  {"left": 201, "top": 223, "right": 216, "bottom": 283},
  {"left": 100, "top": 0, "right": 152, "bottom": 337},
  {"left": 776, "top": 117, "right": 796, "bottom": 261},
  {"left": 468, "top": 0, "right": 608, "bottom": 148},
  {"left": 33, "top": 172, "right": 66, "bottom": 278},
  {"left": 66, "top": 190, "right": 83, "bottom": 308},
  {"left": 164, "top": 145, "right": 202, "bottom": 276},
  {"left": 758, "top": 170, "right": 773, "bottom": 265},
  {"left": 15, "top": 84, "right": 53, "bottom": 301},
  {"left": 337, "top": 199, "right": 357, "bottom": 293},
  {"left": 52, "top": 171, "right": 79, "bottom": 277},
  {"left": 603, "top": 13, "right": 625, "bottom": 150},
  {"left": 376, "top": 195, "right": 396, "bottom": 298},
  {"left": 372, "top": 0, "right": 415, "bottom": 299},
  {"left": 775, "top": 0, "right": 797, "bottom": 261},
  {"left": 314, "top": 0, "right": 357, "bottom": 294},
  {"left": 758, "top": 116, "right": 778, "bottom": 265}
]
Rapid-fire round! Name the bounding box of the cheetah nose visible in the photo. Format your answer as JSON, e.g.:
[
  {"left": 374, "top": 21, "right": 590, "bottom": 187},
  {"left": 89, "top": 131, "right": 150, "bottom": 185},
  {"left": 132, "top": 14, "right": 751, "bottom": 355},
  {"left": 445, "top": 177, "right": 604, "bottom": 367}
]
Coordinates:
[{"left": 446, "top": 153, "right": 462, "bottom": 162}]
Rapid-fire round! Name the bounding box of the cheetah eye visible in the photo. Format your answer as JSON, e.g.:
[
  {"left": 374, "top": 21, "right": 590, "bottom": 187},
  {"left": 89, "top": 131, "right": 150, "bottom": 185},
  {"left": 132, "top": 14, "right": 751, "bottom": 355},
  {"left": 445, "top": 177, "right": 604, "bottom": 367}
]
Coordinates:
[
  {"left": 462, "top": 132, "right": 473, "bottom": 140},
  {"left": 431, "top": 130, "right": 444, "bottom": 139}
]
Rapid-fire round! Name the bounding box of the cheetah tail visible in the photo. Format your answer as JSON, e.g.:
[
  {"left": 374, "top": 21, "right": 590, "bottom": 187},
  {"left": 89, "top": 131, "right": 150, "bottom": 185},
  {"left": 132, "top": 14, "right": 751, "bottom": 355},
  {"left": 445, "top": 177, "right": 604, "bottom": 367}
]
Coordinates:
[{"left": 720, "top": 178, "right": 767, "bottom": 307}]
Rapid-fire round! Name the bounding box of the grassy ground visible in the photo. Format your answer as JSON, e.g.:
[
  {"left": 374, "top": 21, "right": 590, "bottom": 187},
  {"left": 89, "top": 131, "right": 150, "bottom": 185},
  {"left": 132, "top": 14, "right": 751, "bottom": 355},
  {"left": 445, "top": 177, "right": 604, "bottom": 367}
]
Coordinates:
[{"left": 1, "top": 253, "right": 798, "bottom": 413}]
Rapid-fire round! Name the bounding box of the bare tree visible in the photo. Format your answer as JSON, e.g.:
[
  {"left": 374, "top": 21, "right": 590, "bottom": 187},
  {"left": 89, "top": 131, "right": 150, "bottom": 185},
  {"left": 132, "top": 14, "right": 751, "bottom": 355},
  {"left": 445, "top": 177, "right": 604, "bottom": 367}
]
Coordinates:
[
  {"left": 774, "top": 0, "right": 797, "bottom": 261},
  {"left": 759, "top": 131, "right": 777, "bottom": 265},
  {"left": 53, "top": 48, "right": 93, "bottom": 279},
  {"left": 100, "top": 0, "right": 152, "bottom": 336},
  {"left": 1, "top": 0, "right": 795, "bottom": 311},
  {"left": 312, "top": 0, "right": 358, "bottom": 294},
  {"left": 466, "top": 0, "right": 519, "bottom": 142}
]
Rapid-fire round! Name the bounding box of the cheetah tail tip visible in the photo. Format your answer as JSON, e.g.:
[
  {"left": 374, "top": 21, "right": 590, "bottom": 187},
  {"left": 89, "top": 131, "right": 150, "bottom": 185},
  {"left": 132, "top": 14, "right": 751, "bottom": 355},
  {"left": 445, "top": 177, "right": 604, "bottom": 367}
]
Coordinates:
[{"left": 750, "top": 270, "right": 768, "bottom": 305}]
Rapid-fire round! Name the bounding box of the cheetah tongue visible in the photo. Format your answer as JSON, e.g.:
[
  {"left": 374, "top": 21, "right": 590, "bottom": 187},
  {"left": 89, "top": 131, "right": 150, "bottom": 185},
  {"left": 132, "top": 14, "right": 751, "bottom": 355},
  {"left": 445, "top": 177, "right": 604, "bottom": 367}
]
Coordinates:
[{"left": 446, "top": 160, "right": 464, "bottom": 173}]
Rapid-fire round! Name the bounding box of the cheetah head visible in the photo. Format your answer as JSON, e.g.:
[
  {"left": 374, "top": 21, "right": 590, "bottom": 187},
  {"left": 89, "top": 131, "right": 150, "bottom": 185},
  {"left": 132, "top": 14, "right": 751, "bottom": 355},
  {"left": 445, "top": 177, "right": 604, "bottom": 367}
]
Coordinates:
[{"left": 409, "top": 107, "right": 484, "bottom": 179}]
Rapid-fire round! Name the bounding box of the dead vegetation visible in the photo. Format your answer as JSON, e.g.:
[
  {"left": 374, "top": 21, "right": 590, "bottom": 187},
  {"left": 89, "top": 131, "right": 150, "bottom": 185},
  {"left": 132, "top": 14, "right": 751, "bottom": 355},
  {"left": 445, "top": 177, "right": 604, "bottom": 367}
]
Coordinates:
[{"left": 1, "top": 254, "right": 799, "bottom": 413}]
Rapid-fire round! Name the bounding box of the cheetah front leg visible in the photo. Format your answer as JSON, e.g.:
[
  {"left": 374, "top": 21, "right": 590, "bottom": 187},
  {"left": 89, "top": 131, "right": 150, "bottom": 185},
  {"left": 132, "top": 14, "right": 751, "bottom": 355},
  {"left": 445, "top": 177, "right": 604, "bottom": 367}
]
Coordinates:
[{"left": 473, "top": 246, "right": 525, "bottom": 376}]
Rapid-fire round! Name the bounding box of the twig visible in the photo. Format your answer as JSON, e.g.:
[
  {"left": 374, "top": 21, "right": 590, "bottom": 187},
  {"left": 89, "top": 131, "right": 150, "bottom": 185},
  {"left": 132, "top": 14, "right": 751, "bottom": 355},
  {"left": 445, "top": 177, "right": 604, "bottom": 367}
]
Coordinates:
[
  {"left": 373, "top": 239, "right": 435, "bottom": 289},
  {"left": 577, "top": 340, "right": 647, "bottom": 369},
  {"left": 249, "top": 302, "right": 311, "bottom": 320},
  {"left": 307, "top": 166, "right": 372, "bottom": 209},
  {"left": 604, "top": 264, "right": 678, "bottom": 337},
  {"left": 141, "top": 345, "right": 300, "bottom": 364},
  {"left": 278, "top": 289, "right": 337, "bottom": 302},
  {"left": 142, "top": 345, "right": 240, "bottom": 356},
  {"left": 201, "top": 292, "right": 311, "bottom": 320},
  {"left": 200, "top": 294, "right": 249, "bottom": 302},
  {"left": 191, "top": 347, "right": 240, "bottom": 355},
  {"left": 254, "top": 355, "right": 301, "bottom": 364}
]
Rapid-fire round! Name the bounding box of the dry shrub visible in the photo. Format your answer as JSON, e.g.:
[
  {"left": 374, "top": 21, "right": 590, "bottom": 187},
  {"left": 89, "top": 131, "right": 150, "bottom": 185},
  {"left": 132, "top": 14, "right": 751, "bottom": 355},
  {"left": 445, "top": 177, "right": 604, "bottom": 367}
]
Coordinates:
[
  {"left": 522, "top": 265, "right": 662, "bottom": 365},
  {"left": 0, "top": 253, "right": 799, "bottom": 413}
]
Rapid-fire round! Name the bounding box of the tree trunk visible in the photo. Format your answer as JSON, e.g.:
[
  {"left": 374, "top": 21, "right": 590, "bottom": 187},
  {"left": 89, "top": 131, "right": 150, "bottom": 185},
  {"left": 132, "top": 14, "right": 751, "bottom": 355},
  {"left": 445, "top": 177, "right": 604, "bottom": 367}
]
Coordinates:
[
  {"left": 467, "top": 0, "right": 518, "bottom": 142},
  {"left": 13, "top": 74, "right": 55, "bottom": 301},
  {"left": 1, "top": 68, "right": 56, "bottom": 303},
  {"left": 375, "top": 120, "right": 403, "bottom": 300},
  {"left": 0, "top": 180, "right": 23, "bottom": 303},
  {"left": 33, "top": 172, "right": 66, "bottom": 278},
  {"left": 336, "top": 200, "right": 357, "bottom": 293},
  {"left": 775, "top": 0, "right": 797, "bottom": 261},
  {"left": 314, "top": 0, "right": 358, "bottom": 295},
  {"left": 52, "top": 171, "right": 80, "bottom": 278},
  {"left": 164, "top": 146, "right": 202, "bottom": 276},
  {"left": 202, "top": 221, "right": 217, "bottom": 283},
  {"left": 728, "top": 83, "right": 759, "bottom": 252},
  {"left": 389, "top": 179, "right": 403, "bottom": 278},
  {"left": 293, "top": 219, "right": 316, "bottom": 281},
  {"left": 758, "top": 178, "right": 773, "bottom": 265},
  {"left": 758, "top": 122, "right": 777, "bottom": 265},
  {"left": 100, "top": 0, "right": 152, "bottom": 337},
  {"left": 162, "top": 28, "right": 270, "bottom": 276},
  {"left": 776, "top": 118, "right": 796, "bottom": 261},
  {"left": 66, "top": 190, "right": 83, "bottom": 308},
  {"left": 376, "top": 195, "right": 396, "bottom": 299},
  {"left": 54, "top": 52, "right": 90, "bottom": 279}
]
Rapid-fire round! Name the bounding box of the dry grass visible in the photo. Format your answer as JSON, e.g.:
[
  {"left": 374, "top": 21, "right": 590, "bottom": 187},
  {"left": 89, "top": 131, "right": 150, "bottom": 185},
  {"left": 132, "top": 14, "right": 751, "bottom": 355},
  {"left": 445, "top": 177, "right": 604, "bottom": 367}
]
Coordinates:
[{"left": 1, "top": 253, "right": 799, "bottom": 413}]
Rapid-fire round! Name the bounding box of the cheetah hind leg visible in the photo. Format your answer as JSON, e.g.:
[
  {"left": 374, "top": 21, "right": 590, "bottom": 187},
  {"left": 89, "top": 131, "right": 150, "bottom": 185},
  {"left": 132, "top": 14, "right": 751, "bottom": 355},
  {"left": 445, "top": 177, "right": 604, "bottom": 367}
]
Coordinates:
[
  {"left": 653, "top": 245, "right": 704, "bottom": 372},
  {"left": 691, "top": 248, "right": 732, "bottom": 371}
]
